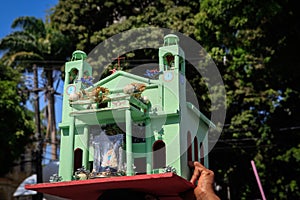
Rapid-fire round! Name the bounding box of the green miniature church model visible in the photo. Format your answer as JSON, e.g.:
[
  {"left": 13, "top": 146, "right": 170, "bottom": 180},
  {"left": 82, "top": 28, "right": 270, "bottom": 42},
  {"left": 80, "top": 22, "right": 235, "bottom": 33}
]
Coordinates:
[{"left": 58, "top": 34, "right": 214, "bottom": 181}]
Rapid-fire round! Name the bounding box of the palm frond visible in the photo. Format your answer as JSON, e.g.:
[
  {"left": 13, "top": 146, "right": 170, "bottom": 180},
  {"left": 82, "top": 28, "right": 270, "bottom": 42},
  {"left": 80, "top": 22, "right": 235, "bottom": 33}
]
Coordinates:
[
  {"left": 1, "top": 51, "right": 44, "bottom": 67},
  {"left": 11, "top": 16, "right": 46, "bottom": 38},
  {"left": 0, "top": 31, "right": 38, "bottom": 52}
]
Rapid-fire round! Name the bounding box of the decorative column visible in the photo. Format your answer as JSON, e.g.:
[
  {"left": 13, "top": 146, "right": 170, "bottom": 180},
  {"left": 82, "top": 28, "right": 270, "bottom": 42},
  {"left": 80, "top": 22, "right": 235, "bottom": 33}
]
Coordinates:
[
  {"left": 125, "top": 109, "right": 133, "bottom": 175},
  {"left": 145, "top": 118, "right": 152, "bottom": 174},
  {"left": 68, "top": 116, "right": 75, "bottom": 180},
  {"left": 83, "top": 125, "right": 89, "bottom": 169}
]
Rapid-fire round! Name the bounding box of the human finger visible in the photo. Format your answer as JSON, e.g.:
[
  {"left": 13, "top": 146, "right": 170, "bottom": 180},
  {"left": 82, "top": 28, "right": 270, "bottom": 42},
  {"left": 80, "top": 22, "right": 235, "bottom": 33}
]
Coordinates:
[{"left": 190, "top": 162, "right": 206, "bottom": 185}]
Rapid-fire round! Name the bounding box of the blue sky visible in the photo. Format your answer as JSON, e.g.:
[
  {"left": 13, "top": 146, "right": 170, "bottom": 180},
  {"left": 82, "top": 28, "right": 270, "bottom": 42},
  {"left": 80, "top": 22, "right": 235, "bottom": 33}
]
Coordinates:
[{"left": 0, "top": 0, "right": 58, "bottom": 39}]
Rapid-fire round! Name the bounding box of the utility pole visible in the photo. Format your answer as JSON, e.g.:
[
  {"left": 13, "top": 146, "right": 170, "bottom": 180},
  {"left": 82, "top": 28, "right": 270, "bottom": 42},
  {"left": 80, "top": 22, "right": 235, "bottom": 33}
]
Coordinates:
[
  {"left": 33, "top": 65, "right": 43, "bottom": 200},
  {"left": 45, "top": 68, "right": 57, "bottom": 160}
]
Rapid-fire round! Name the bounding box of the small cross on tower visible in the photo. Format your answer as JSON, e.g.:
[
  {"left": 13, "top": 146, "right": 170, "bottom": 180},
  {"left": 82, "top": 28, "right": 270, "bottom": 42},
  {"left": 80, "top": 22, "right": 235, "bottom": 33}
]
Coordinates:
[{"left": 113, "top": 54, "right": 125, "bottom": 69}]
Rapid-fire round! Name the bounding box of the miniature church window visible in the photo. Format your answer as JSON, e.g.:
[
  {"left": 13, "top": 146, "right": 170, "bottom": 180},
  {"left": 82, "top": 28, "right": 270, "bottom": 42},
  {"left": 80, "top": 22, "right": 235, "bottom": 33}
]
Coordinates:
[
  {"left": 163, "top": 53, "right": 175, "bottom": 70},
  {"left": 200, "top": 142, "right": 204, "bottom": 164},
  {"left": 187, "top": 131, "right": 192, "bottom": 162},
  {"left": 69, "top": 68, "right": 78, "bottom": 84},
  {"left": 194, "top": 137, "right": 199, "bottom": 162},
  {"left": 179, "top": 56, "right": 185, "bottom": 74}
]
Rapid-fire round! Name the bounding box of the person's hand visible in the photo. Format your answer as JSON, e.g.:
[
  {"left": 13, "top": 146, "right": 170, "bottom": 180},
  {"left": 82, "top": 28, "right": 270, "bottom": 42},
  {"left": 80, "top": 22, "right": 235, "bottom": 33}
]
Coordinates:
[{"left": 189, "top": 161, "right": 220, "bottom": 200}]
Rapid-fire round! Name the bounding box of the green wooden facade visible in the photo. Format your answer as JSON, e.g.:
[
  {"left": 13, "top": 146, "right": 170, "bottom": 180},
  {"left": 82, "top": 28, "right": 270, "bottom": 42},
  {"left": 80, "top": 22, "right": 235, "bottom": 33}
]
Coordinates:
[{"left": 58, "top": 34, "right": 214, "bottom": 181}]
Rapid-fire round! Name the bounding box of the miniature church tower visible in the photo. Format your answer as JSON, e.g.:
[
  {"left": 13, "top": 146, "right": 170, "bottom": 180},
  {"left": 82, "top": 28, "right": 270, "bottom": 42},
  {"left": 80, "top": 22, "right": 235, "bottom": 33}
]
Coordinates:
[
  {"left": 57, "top": 34, "right": 213, "bottom": 182},
  {"left": 58, "top": 50, "right": 93, "bottom": 180}
]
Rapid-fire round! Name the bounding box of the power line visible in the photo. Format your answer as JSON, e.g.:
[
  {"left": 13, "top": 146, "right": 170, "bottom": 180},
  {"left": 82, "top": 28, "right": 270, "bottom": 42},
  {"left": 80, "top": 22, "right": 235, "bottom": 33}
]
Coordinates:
[{"left": 279, "top": 126, "right": 300, "bottom": 131}]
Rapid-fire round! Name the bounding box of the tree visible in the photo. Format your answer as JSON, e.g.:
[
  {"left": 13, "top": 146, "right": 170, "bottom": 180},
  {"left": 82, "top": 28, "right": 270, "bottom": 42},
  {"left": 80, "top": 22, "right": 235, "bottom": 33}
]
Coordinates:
[
  {"left": 194, "top": 0, "right": 300, "bottom": 198},
  {"left": 89, "top": 0, "right": 199, "bottom": 44},
  {"left": 50, "top": 0, "right": 119, "bottom": 52},
  {"left": 0, "top": 16, "right": 71, "bottom": 160},
  {"left": 51, "top": 0, "right": 200, "bottom": 52},
  {"left": 51, "top": 0, "right": 200, "bottom": 81},
  {"left": 0, "top": 61, "right": 34, "bottom": 176}
]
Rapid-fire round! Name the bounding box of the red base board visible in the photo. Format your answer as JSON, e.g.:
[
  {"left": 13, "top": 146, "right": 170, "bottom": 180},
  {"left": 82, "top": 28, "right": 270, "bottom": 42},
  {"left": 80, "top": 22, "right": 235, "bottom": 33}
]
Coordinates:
[{"left": 25, "top": 173, "right": 194, "bottom": 200}]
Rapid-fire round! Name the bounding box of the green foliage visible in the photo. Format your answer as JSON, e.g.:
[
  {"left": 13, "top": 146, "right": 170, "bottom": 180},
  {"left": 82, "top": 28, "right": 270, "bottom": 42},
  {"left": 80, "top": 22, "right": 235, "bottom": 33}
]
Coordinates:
[
  {"left": 51, "top": 0, "right": 200, "bottom": 51},
  {"left": 195, "top": 0, "right": 300, "bottom": 198},
  {"left": 0, "top": 61, "right": 34, "bottom": 176}
]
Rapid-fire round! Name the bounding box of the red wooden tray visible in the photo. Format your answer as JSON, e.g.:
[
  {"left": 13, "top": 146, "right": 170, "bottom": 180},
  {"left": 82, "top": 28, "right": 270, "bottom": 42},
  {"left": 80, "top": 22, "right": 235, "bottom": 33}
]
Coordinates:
[{"left": 25, "top": 173, "right": 194, "bottom": 200}]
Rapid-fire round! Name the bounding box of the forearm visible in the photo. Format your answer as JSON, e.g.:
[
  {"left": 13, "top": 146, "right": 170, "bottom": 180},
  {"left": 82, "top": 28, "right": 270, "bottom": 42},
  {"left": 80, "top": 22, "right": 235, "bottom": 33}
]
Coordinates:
[
  {"left": 194, "top": 186, "right": 220, "bottom": 200},
  {"left": 196, "top": 192, "right": 220, "bottom": 200}
]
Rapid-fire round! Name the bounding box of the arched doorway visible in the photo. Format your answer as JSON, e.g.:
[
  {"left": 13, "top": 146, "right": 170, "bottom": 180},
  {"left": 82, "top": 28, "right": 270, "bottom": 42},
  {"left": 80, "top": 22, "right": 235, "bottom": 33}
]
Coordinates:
[
  {"left": 152, "top": 140, "right": 166, "bottom": 169},
  {"left": 74, "top": 148, "right": 83, "bottom": 172}
]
